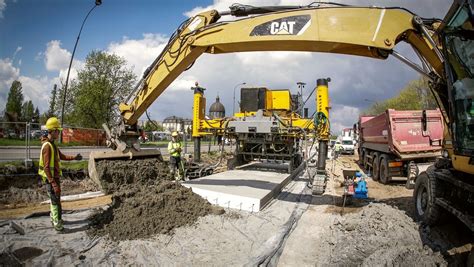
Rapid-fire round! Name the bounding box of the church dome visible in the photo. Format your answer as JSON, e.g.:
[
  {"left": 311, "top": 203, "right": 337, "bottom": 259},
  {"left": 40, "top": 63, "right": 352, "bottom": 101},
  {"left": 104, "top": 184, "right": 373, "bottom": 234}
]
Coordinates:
[{"left": 209, "top": 96, "right": 225, "bottom": 118}]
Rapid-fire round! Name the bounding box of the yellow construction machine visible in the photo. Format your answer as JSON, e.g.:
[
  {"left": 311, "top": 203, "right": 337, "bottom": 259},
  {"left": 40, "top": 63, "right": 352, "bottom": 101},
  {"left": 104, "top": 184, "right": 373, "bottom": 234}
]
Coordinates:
[
  {"left": 190, "top": 81, "right": 330, "bottom": 179},
  {"left": 89, "top": 1, "right": 473, "bottom": 230}
]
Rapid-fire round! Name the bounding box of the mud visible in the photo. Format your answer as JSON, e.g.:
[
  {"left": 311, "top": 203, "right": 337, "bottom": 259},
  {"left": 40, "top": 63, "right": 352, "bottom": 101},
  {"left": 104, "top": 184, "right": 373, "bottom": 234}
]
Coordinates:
[
  {"left": 94, "top": 158, "right": 172, "bottom": 194},
  {"left": 0, "top": 166, "right": 97, "bottom": 206},
  {"left": 88, "top": 181, "right": 223, "bottom": 241}
]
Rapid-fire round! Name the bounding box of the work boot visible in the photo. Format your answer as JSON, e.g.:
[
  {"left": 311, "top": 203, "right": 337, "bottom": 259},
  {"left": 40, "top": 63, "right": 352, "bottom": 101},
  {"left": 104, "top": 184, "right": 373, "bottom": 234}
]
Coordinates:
[
  {"left": 51, "top": 219, "right": 64, "bottom": 232},
  {"left": 54, "top": 223, "right": 64, "bottom": 232}
]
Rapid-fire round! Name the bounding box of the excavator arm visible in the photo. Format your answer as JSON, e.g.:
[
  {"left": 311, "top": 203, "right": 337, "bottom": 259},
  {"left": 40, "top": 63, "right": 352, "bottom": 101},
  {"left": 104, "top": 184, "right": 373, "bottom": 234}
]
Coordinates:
[{"left": 119, "top": 4, "right": 444, "bottom": 129}]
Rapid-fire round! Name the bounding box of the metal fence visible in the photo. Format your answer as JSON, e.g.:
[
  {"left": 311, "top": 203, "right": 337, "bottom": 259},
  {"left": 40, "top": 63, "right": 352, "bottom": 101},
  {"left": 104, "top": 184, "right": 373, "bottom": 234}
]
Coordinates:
[
  {"left": 0, "top": 122, "right": 230, "bottom": 164},
  {"left": 0, "top": 122, "right": 106, "bottom": 145},
  {"left": 0, "top": 121, "right": 107, "bottom": 164}
]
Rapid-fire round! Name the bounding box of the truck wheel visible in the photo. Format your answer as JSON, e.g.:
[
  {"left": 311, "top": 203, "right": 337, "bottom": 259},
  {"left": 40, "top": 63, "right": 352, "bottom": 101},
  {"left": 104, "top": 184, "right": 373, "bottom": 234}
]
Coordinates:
[
  {"left": 379, "top": 156, "right": 390, "bottom": 184},
  {"left": 359, "top": 149, "right": 365, "bottom": 165},
  {"left": 372, "top": 152, "right": 380, "bottom": 181},
  {"left": 363, "top": 150, "right": 370, "bottom": 170},
  {"left": 413, "top": 172, "right": 442, "bottom": 225}
]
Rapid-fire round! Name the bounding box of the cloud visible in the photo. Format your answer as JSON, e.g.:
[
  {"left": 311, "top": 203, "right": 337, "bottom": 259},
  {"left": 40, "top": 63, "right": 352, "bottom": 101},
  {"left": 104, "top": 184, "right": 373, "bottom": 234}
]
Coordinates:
[
  {"left": 0, "top": 0, "right": 6, "bottom": 18},
  {"left": 330, "top": 105, "right": 360, "bottom": 134},
  {"left": 0, "top": 58, "right": 53, "bottom": 113},
  {"left": 107, "top": 33, "right": 168, "bottom": 77},
  {"left": 0, "top": 58, "right": 20, "bottom": 110},
  {"left": 18, "top": 75, "right": 52, "bottom": 109},
  {"left": 44, "top": 40, "right": 72, "bottom": 71},
  {"left": 12, "top": 46, "right": 22, "bottom": 60}
]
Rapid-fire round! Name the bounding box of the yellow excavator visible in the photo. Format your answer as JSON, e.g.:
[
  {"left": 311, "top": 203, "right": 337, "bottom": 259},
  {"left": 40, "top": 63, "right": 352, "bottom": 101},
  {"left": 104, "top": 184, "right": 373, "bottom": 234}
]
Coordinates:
[{"left": 89, "top": 1, "right": 473, "bottom": 230}]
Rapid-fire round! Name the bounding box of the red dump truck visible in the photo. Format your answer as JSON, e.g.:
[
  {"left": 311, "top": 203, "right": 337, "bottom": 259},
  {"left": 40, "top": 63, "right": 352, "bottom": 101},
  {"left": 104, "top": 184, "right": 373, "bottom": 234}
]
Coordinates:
[{"left": 357, "top": 109, "right": 444, "bottom": 188}]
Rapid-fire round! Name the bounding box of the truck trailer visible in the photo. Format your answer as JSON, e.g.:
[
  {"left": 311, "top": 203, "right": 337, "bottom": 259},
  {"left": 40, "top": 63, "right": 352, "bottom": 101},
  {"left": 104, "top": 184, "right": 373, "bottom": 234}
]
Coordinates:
[{"left": 358, "top": 109, "right": 443, "bottom": 188}]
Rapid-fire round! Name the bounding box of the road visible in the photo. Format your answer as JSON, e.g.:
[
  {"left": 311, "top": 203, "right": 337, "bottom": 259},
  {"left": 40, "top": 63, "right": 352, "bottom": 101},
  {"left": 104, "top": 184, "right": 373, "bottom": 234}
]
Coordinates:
[{"left": 0, "top": 144, "right": 228, "bottom": 161}]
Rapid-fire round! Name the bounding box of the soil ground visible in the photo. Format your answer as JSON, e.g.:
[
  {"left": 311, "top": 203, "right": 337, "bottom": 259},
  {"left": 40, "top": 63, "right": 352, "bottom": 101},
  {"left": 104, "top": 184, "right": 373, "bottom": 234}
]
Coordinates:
[
  {"left": 0, "top": 152, "right": 472, "bottom": 265},
  {"left": 0, "top": 163, "right": 98, "bottom": 209}
]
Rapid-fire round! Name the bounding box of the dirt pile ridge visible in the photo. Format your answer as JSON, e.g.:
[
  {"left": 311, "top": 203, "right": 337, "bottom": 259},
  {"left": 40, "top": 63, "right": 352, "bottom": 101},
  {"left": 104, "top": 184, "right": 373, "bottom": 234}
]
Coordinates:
[
  {"left": 88, "top": 181, "right": 223, "bottom": 241},
  {"left": 328, "top": 202, "right": 446, "bottom": 266},
  {"left": 89, "top": 158, "right": 223, "bottom": 241}
]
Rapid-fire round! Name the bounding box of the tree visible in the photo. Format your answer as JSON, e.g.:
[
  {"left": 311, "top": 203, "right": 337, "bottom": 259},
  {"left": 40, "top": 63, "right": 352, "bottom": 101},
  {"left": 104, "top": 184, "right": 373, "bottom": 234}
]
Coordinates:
[
  {"left": 48, "top": 84, "right": 58, "bottom": 117},
  {"left": 68, "top": 51, "right": 136, "bottom": 128},
  {"left": 5, "top": 80, "right": 24, "bottom": 121},
  {"left": 33, "top": 107, "right": 40, "bottom": 123},
  {"left": 21, "top": 100, "right": 35, "bottom": 122},
  {"left": 364, "top": 77, "right": 437, "bottom": 115},
  {"left": 54, "top": 79, "right": 75, "bottom": 123},
  {"left": 143, "top": 120, "right": 164, "bottom": 131}
]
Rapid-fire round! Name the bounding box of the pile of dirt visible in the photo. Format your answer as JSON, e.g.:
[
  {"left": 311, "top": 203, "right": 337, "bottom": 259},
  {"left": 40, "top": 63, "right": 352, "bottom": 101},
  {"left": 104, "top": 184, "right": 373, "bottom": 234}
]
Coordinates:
[
  {"left": 0, "top": 164, "right": 96, "bottom": 206},
  {"left": 88, "top": 181, "right": 223, "bottom": 241},
  {"left": 327, "top": 202, "right": 446, "bottom": 266},
  {"left": 94, "top": 158, "right": 172, "bottom": 194},
  {"left": 89, "top": 158, "right": 223, "bottom": 241}
]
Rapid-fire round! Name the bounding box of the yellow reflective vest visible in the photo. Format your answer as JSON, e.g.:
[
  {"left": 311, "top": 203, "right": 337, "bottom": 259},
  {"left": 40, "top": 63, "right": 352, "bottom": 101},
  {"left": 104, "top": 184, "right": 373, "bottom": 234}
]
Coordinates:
[
  {"left": 38, "top": 142, "right": 62, "bottom": 182},
  {"left": 168, "top": 141, "right": 182, "bottom": 157}
]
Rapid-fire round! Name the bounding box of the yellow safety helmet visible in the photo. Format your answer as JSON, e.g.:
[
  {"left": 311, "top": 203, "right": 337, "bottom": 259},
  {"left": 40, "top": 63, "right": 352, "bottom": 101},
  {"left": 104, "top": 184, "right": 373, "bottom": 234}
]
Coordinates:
[
  {"left": 171, "top": 131, "right": 179, "bottom": 137},
  {"left": 45, "top": 117, "right": 63, "bottom": 131}
]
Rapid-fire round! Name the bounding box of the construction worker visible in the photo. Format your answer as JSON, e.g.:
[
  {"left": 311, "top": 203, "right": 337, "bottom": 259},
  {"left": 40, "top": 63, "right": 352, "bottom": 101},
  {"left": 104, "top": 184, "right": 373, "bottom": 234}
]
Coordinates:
[
  {"left": 168, "top": 131, "right": 183, "bottom": 180},
  {"left": 38, "top": 117, "right": 82, "bottom": 232},
  {"left": 334, "top": 141, "right": 343, "bottom": 159}
]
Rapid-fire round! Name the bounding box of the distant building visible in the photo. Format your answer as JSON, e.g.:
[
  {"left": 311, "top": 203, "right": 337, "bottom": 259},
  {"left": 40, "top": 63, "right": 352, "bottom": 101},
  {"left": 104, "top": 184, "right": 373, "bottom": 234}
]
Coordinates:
[
  {"left": 162, "top": 116, "right": 192, "bottom": 133},
  {"left": 209, "top": 95, "right": 225, "bottom": 119}
]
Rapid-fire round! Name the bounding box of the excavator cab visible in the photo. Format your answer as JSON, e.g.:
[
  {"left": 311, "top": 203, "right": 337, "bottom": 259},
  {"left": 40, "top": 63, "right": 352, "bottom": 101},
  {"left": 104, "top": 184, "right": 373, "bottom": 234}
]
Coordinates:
[{"left": 442, "top": 1, "right": 474, "bottom": 172}]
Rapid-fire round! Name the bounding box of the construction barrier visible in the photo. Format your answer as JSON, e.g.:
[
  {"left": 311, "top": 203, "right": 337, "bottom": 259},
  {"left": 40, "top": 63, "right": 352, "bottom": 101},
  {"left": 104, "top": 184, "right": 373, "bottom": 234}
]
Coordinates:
[{"left": 62, "top": 127, "right": 106, "bottom": 146}]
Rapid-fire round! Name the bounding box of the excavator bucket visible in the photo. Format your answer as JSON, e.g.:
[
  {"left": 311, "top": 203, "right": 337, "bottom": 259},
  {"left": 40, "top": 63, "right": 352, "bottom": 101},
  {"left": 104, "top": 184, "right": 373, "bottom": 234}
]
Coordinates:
[{"left": 88, "top": 148, "right": 163, "bottom": 193}]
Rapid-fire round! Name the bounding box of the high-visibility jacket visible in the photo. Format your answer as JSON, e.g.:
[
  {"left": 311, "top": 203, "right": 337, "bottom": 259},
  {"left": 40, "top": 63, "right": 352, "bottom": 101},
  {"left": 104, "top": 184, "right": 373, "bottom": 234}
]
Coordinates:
[
  {"left": 335, "top": 143, "right": 343, "bottom": 152},
  {"left": 168, "top": 141, "right": 182, "bottom": 157},
  {"left": 38, "top": 141, "right": 61, "bottom": 182}
]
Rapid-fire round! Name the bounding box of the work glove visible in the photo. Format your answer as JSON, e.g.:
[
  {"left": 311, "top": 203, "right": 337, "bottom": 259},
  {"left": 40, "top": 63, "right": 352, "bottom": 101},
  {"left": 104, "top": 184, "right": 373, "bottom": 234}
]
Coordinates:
[
  {"left": 51, "top": 182, "right": 61, "bottom": 195},
  {"left": 75, "top": 153, "right": 83, "bottom": 160},
  {"left": 176, "top": 147, "right": 182, "bottom": 152}
]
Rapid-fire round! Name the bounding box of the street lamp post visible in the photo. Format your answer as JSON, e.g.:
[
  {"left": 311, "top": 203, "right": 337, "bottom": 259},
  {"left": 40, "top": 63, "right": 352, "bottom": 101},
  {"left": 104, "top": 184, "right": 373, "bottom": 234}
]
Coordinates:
[
  {"left": 233, "top": 82, "right": 246, "bottom": 115},
  {"left": 60, "top": 0, "right": 102, "bottom": 140},
  {"left": 297, "top": 81, "right": 306, "bottom": 116}
]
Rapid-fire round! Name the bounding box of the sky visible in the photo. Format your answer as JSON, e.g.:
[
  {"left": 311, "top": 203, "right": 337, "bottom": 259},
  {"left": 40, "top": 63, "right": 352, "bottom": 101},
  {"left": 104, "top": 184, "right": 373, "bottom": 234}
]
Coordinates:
[{"left": 0, "top": 0, "right": 452, "bottom": 133}]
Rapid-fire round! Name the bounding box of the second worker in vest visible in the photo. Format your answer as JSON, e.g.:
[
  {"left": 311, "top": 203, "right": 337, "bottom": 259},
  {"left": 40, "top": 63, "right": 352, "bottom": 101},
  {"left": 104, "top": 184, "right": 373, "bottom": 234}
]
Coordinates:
[
  {"left": 168, "top": 131, "right": 184, "bottom": 180},
  {"left": 38, "top": 117, "right": 82, "bottom": 232}
]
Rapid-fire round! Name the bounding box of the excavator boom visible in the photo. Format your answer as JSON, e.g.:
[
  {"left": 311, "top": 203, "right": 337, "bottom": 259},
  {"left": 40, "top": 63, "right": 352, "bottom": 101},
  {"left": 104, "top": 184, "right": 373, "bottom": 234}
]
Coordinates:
[{"left": 120, "top": 5, "right": 444, "bottom": 127}]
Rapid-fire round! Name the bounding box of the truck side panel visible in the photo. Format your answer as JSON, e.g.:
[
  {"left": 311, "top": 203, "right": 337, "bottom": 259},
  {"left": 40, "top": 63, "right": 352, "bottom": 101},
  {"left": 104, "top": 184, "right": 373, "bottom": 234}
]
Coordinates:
[
  {"left": 361, "top": 109, "right": 443, "bottom": 157},
  {"left": 388, "top": 109, "right": 443, "bottom": 156}
]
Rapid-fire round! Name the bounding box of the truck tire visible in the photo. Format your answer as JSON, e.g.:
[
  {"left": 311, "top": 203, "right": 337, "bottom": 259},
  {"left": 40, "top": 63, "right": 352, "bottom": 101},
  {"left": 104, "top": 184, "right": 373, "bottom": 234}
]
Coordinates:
[
  {"left": 413, "top": 171, "right": 442, "bottom": 225},
  {"left": 379, "top": 156, "right": 390, "bottom": 184},
  {"left": 363, "top": 150, "right": 370, "bottom": 170},
  {"left": 359, "top": 149, "right": 365, "bottom": 164},
  {"left": 372, "top": 152, "right": 380, "bottom": 181}
]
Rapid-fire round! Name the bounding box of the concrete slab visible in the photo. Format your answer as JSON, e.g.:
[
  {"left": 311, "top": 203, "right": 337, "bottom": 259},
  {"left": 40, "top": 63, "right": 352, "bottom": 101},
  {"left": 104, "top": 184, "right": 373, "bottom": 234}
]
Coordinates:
[{"left": 182, "top": 166, "right": 291, "bottom": 212}]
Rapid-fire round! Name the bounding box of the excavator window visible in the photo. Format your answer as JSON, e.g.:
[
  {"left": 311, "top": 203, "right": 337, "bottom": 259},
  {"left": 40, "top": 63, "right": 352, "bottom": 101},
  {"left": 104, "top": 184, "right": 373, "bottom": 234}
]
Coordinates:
[{"left": 445, "top": 2, "right": 474, "bottom": 154}]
